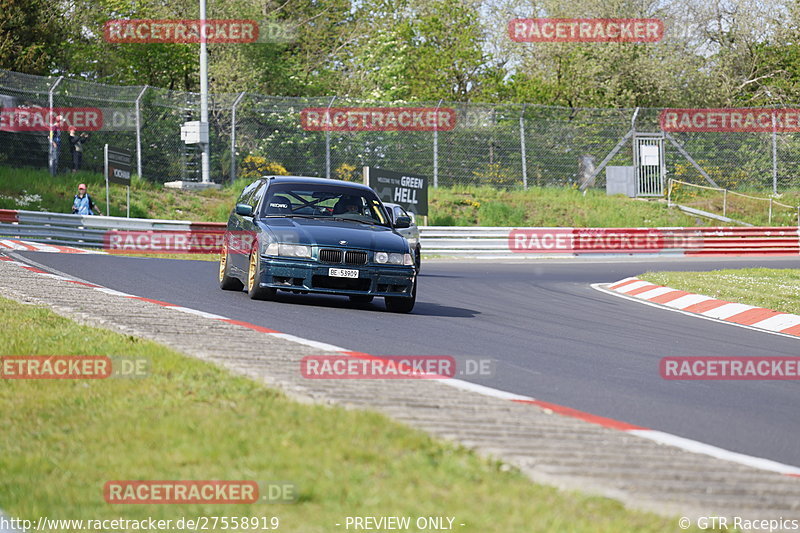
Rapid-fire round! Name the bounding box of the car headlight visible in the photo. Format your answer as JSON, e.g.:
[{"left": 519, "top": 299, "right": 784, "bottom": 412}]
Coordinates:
[
  {"left": 375, "top": 252, "right": 413, "bottom": 265},
  {"left": 264, "top": 243, "right": 311, "bottom": 258}
]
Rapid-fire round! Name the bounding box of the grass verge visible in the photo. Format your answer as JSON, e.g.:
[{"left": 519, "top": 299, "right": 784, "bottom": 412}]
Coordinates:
[
  {"left": 427, "top": 185, "right": 699, "bottom": 227},
  {"left": 639, "top": 268, "right": 800, "bottom": 315},
  {"left": 0, "top": 296, "right": 691, "bottom": 532}
]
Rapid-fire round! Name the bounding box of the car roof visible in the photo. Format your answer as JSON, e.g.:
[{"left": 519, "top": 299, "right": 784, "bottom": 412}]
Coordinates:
[{"left": 261, "top": 175, "right": 374, "bottom": 192}]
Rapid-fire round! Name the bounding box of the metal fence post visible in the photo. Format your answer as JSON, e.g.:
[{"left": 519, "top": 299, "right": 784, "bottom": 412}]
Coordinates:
[
  {"left": 47, "top": 76, "right": 64, "bottom": 172},
  {"left": 230, "top": 91, "right": 246, "bottom": 184},
  {"left": 667, "top": 178, "right": 672, "bottom": 207},
  {"left": 520, "top": 104, "right": 528, "bottom": 189},
  {"left": 772, "top": 112, "right": 778, "bottom": 195},
  {"left": 135, "top": 85, "right": 148, "bottom": 180},
  {"left": 769, "top": 197, "right": 773, "bottom": 225},
  {"left": 325, "top": 96, "right": 336, "bottom": 178},
  {"left": 723, "top": 189, "right": 728, "bottom": 217},
  {"left": 433, "top": 98, "right": 442, "bottom": 188}
]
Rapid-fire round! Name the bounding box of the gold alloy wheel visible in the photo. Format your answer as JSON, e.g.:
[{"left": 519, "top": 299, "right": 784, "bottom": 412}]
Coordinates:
[
  {"left": 248, "top": 250, "right": 257, "bottom": 292},
  {"left": 218, "top": 246, "right": 227, "bottom": 283}
]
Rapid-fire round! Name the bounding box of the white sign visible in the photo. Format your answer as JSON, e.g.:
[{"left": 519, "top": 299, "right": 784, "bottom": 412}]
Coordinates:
[
  {"left": 180, "top": 121, "right": 209, "bottom": 144},
  {"left": 640, "top": 145, "right": 660, "bottom": 166}
]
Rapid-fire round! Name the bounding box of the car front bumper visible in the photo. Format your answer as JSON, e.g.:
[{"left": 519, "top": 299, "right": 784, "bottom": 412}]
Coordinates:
[{"left": 257, "top": 256, "right": 415, "bottom": 297}]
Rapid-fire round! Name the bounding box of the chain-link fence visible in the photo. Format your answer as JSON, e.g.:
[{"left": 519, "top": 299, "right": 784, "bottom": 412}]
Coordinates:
[{"left": 1, "top": 68, "right": 799, "bottom": 192}]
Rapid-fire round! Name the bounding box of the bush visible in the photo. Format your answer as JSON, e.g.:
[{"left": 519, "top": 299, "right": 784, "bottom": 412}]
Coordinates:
[
  {"left": 334, "top": 163, "right": 360, "bottom": 182},
  {"left": 239, "top": 155, "right": 289, "bottom": 180}
]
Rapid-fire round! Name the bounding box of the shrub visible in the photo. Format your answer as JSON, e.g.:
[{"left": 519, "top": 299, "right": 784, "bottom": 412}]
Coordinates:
[
  {"left": 240, "top": 155, "right": 289, "bottom": 179},
  {"left": 334, "top": 162, "right": 360, "bottom": 182}
]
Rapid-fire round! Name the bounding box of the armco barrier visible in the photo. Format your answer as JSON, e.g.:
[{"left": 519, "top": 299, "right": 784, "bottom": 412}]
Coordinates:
[
  {"left": 1, "top": 209, "right": 798, "bottom": 257},
  {"left": 421, "top": 226, "right": 800, "bottom": 257},
  {"left": 0, "top": 209, "right": 224, "bottom": 249}
]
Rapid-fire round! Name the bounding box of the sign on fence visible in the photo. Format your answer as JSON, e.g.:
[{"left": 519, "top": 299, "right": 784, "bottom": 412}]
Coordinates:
[
  {"left": 364, "top": 167, "right": 428, "bottom": 216},
  {"left": 104, "top": 145, "right": 133, "bottom": 217}
]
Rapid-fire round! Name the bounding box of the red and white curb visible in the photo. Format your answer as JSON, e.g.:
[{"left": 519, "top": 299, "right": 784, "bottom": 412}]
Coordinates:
[
  {"left": 0, "top": 239, "right": 104, "bottom": 254},
  {"left": 2, "top": 253, "right": 800, "bottom": 478},
  {"left": 602, "top": 277, "right": 800, "bottom": 339}
]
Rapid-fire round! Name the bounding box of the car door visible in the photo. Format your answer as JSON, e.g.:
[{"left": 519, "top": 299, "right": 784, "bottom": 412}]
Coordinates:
[{"left": 228, "top": 180, "right": 263, "bottom": 274}]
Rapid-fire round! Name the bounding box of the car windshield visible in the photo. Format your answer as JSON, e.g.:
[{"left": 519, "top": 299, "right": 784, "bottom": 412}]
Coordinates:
[{"left": 259, "top": 183, "right": 390, "bottom": 227}]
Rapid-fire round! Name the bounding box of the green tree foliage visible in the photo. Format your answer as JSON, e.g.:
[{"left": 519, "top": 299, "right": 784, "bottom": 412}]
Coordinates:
[
  {"left": 0, "top": 0, "right": 73, "bottom": 74},
  {"left": 487, "top": 0, "right": 721, "bottom": 107},
  {"left": 343, "top": 0, "right": 503, "bottom": 101},
  {"left": 4, "top": 0, "right": 800, "bottom": 109},
  {"left": 64, "top": 0, "right": 198, "bottom": 89}
]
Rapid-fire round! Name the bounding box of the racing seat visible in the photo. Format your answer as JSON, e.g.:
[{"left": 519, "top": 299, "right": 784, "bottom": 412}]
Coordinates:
[{"left": 265, "top": 195, "right": 293, "bottom": 215}]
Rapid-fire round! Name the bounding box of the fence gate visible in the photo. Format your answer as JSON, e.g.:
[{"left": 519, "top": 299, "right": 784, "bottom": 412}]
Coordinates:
[{"left": 634, "top": 133, "right": 665, "bottom": 196}]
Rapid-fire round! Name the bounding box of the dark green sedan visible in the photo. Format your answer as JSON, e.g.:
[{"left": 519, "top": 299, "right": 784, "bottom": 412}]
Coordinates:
[{"left": 218, "top": 176, "right": 417, "bottom": 313}]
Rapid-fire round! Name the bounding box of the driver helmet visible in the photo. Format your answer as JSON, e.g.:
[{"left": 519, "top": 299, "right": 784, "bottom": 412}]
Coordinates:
[{"left": 337, "top": 196, "right": 361, "bottom": 214}]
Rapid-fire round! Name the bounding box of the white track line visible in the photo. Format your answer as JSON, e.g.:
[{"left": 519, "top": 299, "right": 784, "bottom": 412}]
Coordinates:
[{"left": 629, "top": 430, "right": 800, "bottom": 476}]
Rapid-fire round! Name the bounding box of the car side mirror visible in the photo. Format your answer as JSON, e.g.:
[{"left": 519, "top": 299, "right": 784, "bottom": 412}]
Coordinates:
[
  {"left": 394, "top": 216, "right": 411, "bottom": 229},
  {"left": 235, "top": 203, "right": 253, "bottom": 217}
]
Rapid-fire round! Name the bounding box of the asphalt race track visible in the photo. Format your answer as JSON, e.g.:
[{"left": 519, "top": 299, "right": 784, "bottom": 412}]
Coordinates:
[{"left": 13, "top": 252, "right": 800, "bottom": 467}]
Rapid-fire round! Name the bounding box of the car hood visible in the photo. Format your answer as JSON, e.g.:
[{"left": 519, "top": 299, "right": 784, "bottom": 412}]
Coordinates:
[{"left": 261, "top": 218, "right": 410, "bottom": 252}]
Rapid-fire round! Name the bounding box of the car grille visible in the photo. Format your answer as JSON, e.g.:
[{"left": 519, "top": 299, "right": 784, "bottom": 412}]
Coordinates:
[
  {"left": 344, "top": 250, "right": 368, "bottom": 265},
  {"left": 318, "top": 248, "right": 368, "bottom": 265},
  {"left": 319, "top": 248, "right": 344, "bottom": 263}
]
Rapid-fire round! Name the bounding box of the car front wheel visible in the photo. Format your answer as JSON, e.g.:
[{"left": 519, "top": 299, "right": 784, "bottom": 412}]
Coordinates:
[
  {"left": 384, "top": 279, "right": 416, "bottom": 313},
  {"left": 219, "top": 244, "right": 244, "bottom": 291}
]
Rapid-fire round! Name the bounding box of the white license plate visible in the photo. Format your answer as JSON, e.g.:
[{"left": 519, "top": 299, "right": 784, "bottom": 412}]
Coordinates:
[{"left": 329, "top": 268, "right": 359, "bottom": 278}]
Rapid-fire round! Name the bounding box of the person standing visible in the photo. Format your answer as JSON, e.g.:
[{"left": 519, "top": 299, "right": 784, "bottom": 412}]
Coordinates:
[
  {"left": 71, "top": 183, "right": 101, "bottom": 215},
  {"left": 68, "top": 127, "right": 89, "bottom": 172}
]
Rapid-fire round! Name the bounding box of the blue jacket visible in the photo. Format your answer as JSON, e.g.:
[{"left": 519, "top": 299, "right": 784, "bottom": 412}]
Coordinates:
[{"left": 72, "top": 194, "right": 96, "bottom": 215}]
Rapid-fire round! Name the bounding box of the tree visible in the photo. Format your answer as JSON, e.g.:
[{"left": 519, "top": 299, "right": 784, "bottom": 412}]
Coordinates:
[
  {"left": 484, "top": 0, "right": 737, "bottom": 107},
  {"left": 342, "top": 0, "right": 505, "bottom": 101},
  {"left": 0, "top": 0, "right": 73, "bottom": 74}
]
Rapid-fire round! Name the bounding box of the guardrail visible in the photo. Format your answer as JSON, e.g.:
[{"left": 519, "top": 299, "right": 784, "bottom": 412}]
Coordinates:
[
  {"left": 1, "top": 209, "right": 798, "bottom": 257},
  {"left": 421, "top": 226, "right": 800, "bottom": 257},
  {"left": 0, "top": 209, "right": 223, "bottom": 248}
]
